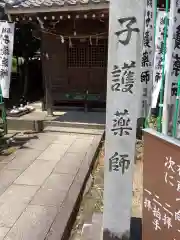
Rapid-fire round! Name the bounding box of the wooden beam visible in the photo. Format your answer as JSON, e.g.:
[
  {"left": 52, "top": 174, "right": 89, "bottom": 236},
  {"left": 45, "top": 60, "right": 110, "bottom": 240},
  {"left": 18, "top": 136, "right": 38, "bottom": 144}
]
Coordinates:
[{"left": 6, "top": 2, "right": 109, "bottom": 15}]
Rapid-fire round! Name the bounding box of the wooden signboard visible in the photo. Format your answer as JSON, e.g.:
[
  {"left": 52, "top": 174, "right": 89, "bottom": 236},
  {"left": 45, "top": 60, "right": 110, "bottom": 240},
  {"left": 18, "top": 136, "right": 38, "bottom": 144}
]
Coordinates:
[{"left": 143, "top": 128, "right": 180, "bottom": 240}]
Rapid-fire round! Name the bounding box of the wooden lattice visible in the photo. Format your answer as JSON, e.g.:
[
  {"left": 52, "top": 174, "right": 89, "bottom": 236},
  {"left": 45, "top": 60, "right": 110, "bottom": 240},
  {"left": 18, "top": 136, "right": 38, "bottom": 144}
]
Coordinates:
[{"left": 67, "top": 39, "right": 108, "bottom": 68}]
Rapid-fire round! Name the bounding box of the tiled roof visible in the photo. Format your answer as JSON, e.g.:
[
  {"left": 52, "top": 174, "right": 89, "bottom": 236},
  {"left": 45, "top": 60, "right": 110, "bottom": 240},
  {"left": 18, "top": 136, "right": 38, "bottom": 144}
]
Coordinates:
[{"left": 7, "top": 0, "right": 109, "bottom": 9}]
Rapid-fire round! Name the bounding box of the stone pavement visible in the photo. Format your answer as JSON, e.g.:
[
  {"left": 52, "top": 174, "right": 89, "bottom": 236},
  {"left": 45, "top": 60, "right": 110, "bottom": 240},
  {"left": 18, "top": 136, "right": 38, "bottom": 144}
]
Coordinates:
[{"left": 0, "top": 129, "right": 103, "bottom": 240}]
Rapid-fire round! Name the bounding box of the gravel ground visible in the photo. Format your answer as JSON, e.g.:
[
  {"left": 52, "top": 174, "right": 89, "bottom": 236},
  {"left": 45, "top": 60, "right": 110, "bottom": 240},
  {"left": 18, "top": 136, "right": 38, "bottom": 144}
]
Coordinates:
[{"left": 70, "top": 140, "right": 143, "bottom": 240}]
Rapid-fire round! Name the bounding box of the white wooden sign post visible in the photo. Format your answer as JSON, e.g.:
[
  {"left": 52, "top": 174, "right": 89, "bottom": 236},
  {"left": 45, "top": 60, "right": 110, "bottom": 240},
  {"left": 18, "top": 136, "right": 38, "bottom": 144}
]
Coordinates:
[
  {"left": 151, "top": 11, "right": 169, "bottom": 109},
  {"left": 103, "top": 0, "right": 145, "bottom": 239},
  {"left": 140, "top": 0, "right": 155, "bottom": 117},
  {"left": 163, "top": 0, "right": 180, "bottom": 135},
  {"left": 0, "top": 21, "right": 15, "bottom": 98}
]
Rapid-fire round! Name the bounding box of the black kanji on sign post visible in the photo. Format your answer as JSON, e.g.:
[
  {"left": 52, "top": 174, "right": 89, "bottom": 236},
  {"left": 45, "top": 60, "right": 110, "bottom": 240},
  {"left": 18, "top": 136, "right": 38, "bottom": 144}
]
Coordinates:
[
  {"left": 1, "top": 57, "right": 8, "bottom": 68},
  {"left": 171, "top": 83, "right": 177, "bottom": 96},
  {"left": 143, "top": 31, "right": 151, "bottom": 48},
  {"left": 1, "top": 45, "right": 9, "bottom": 56},
  {"left": 121, "top": 61, "right": 136, "bottom": 94},
  {"left": 172, "top": 53, "right": 180, "bottom": 77},
  {"left": 160, "top": 17, "right": 164, "bottom": 25},
  {"left": 141, "top": 50, "right": 150, "bottom": 67},
  {"left": 141, "top": 70, "right": 150, "bottom": 84},
  {"left": 111, "top": 65, "right": 121, "bottom": 91},
  {"left": 115, "top": 17, "right": 140, "bottom": 46},
  {"left": 157, "top": 41, "right": 164, "bottom": 55},
  {"left": 111, "top": 109, "right": 132, "bottom": 136},
  {"left": 109, "top": 152, "right": 130, "bottom": 175},
  {"left": 147, "top": 0, "right": 152, "bottom": 7},
  {"left": 155, "top": 71, "right": 161, "bottom": 83},
  {"left": 157, "top": 57, "right": 163, "bottom": 70},
  {"left": 174, "top": 25, "right": 180, "bottom": 50},
  {"left": 121, "top": 70, "right": 135, "bottom": 94},
  {"left": 122, "top": 61, "right": 136, "bottom": 69},
  {"left": 143, "top": 87, "right": 148, "bottom": 97},
  {"left": 111, "top": 61, "right": 136, "bottom": 94},
  {"left": 0, "top": 68, "right": 8, "bottom": 78},
  {"left": 3, "top": 34, "right": 10, "bottom": 44},
  {"left": 145, "top": 10, "right": 152, "bottom": 28}
]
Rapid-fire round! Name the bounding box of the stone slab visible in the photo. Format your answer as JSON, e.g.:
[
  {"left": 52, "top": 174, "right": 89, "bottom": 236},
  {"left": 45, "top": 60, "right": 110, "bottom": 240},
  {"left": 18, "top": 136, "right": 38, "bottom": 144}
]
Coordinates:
[
  {"left": 14, "top": 160, "right": 58, "bottom": 186},
  {"left": 37, "top": 133, "right": 58, "bottom": 142},
  {"left": 0, "top": 169, "right": 22, "bottom": 196},
  {"left": 0, "top": 227, "right": 10, "bottom": 240},
  {"left": 0, "top": 163, "right": 6, "bottom": 171},
  {"left": 45, "top": 134, "right": 103, "bottom": 240},
  {"left": 54, "top": 152, "right": 85, "bottom": 175},
  {"left": 13, "top": 148, "right": 42, "bottom": 158},
  {"left": 0, "top": 184, "right": 39, "bottom": 205},
  {"left": 0, "top": 154, "right": 15, "bottom": 164},
  {"left": 0, "top": 129, "right": 103, "bottom": 240},
  {"left": 45, "top": 181, "right": 82, "bottom": 240},
  {"left": 0, "top": 185, "right": 39, "bottom": 228},
  {"left": 53, "top": 134, "right": 77, "bottom": 144},
  {"left": 31, "top": 174, "right": 74, "bottom": 207},
  {"left": 5, "top": 149, "right": 42, "bottom": 171},
  {"left": 4, "top": 205, "right": 57, "bottom": 240},
  {"left": 67, "top": 138, "right": 93, "bottom": 153},
  {"left": 37, "top": 143, "right": 70, "bottom": 161},
  {"left": 23, "top": 139, "right": 51, "bottom": 151},
  {"left": 44, "top": 126, "right": 104, "bottom": 135}
]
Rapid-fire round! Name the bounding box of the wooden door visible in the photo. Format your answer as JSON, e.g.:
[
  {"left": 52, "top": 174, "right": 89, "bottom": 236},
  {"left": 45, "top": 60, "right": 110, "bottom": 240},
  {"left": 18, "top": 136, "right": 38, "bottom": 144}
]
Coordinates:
[{"left": 67, "top": 38, "right": 108, "bottom": 98}]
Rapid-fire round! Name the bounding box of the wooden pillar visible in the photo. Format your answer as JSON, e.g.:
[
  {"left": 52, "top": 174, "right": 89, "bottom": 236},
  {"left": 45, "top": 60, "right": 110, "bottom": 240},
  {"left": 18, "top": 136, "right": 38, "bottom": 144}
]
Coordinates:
[
  {"left": 41, "top": 32, "right": 53, "bottom": 116},
  {"left": 45, "top": 74, "right": 53, "bottom": 116}
]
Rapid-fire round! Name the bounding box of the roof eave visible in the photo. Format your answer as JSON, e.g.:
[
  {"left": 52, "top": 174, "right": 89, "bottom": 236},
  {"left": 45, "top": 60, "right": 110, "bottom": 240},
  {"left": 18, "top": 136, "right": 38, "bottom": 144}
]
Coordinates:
[{"left": 6, "top": 2, "right": 109, "bottom": 15}]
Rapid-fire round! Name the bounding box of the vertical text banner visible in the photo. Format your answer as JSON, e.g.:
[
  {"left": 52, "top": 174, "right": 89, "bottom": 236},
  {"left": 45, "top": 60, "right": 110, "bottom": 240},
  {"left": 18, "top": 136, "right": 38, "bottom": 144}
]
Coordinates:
[
  {"left": 0, "top": 21, "right": 15, "bottom": 98},
  {"left": 140, "top": 0, "right": 155, "bottom": 117},
  {"left": 151, "top": 11, "right": 169, "bottom": 108},
  {"left": 103, "top": 0, "right": 145, "bottom": 239},
  {"left": 165, "top": 0, "right": 180, "bottom": 106}
]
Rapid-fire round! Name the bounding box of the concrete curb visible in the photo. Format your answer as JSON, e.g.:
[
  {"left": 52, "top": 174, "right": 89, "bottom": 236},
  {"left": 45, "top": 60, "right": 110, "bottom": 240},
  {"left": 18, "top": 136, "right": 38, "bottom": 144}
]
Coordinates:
[{"left": 45, "top": 132, "right": 104, "bottom": 240}]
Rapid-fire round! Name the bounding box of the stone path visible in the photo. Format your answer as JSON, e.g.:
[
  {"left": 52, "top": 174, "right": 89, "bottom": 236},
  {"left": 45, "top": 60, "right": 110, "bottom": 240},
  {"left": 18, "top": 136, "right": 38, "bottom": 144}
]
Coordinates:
[{"left": 0, "top": 129, "right": 103, "bottom": 240}]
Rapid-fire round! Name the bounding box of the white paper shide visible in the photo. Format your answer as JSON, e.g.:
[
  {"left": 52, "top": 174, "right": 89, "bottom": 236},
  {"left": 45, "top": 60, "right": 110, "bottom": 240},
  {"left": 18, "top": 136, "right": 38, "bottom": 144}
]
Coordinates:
[{"left": 0, "top": 21, "right": 15, "bottom": 98}]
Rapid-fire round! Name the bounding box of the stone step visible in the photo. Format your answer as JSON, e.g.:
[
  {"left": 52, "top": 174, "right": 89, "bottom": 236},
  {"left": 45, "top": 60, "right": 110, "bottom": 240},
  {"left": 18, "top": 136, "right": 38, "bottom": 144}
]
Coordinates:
[
  {"left": 44, "top": 126, "right": 104, "bottom": 135},
  {"left": 44, "top": 120, "right": 105, "bottom": 130}
]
